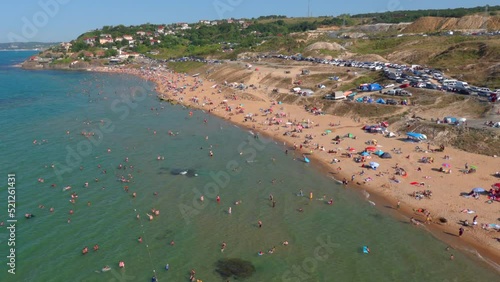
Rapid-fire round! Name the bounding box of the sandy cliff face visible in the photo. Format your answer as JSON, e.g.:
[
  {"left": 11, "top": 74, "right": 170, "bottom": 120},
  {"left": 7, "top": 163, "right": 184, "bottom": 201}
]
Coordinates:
[{"left": 403, "top": 15, "right": 500, "bottom": 33}]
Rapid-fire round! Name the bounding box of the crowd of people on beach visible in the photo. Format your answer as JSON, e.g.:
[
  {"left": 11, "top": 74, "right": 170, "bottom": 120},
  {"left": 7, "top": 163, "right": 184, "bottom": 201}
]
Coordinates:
[{"left": 20, "top": 64, "right": 499, "bottom": 280}]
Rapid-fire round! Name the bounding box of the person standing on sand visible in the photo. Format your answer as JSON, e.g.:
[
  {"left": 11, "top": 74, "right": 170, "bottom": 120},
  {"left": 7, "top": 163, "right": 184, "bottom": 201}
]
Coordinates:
[{"left": 459, "top": 227, "right": 464, "bottom": 237}]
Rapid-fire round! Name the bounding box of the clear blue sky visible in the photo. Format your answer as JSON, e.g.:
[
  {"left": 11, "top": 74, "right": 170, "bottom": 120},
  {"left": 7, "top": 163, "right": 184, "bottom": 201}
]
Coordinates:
[{"left": 1, "top": 0, "right": 496, "bottom": 42}]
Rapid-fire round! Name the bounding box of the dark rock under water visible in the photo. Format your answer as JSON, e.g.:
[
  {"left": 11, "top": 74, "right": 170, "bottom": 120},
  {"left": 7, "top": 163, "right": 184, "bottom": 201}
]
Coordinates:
[{"left": 215, "top": 258, "right": 256, "bottom": 279}]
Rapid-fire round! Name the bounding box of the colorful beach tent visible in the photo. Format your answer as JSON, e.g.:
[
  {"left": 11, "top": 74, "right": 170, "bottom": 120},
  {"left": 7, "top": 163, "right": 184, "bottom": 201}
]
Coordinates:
[
  {"left": 406, "top": 132, "right": 427, "bottom": 141},
  {"left": 374, "top": 150, "right": 384, "bottom": 156},
  {"left": 360, "top": 152, "right": 370, "bottom": 156},
  {"left": 380, "top": 152, "right": 392, "bottom": 159},
  {"left": 369, "top": 83, "right": 383, "bottom": 91}
]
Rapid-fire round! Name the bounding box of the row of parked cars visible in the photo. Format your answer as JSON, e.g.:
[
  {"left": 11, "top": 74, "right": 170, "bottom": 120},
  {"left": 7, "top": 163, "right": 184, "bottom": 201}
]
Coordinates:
[
  {"left": 260, "top": 54, "right": 411, "bottom": 71},
  {"left": 210, "top": 52, "right": 499, "bottom": 101}
]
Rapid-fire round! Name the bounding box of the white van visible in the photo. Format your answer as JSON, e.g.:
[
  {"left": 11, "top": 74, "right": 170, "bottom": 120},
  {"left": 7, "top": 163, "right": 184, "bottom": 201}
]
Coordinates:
[
  {"left": 442, "top": 79, "right": 457, "bottom": 87},
  {"left": 455, "top": 81, "right": 469, "bottom": 90}
]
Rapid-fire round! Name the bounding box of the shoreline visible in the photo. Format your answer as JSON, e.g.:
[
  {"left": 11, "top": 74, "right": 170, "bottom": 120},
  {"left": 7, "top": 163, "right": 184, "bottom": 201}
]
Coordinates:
[{"left": 92, "top": 65, "right": 500, "bottom": 272}]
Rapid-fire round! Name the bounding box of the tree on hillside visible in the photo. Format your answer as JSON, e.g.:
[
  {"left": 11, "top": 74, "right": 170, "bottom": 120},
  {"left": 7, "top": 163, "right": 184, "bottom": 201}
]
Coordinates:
[{"left": 71, "top": 41, "right": 88, "bottom": 52}]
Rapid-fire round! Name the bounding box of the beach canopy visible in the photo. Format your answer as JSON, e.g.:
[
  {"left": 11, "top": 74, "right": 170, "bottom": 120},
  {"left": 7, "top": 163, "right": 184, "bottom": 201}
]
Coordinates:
[
  {"left": 386, "top": 131, "right": 396, "bottom": 138},
  {"left": 407, "top": 132, "right": 427, "bottom": 141},
  {"left": 472, "top": 187, "right": 486, "bottom": 193}
]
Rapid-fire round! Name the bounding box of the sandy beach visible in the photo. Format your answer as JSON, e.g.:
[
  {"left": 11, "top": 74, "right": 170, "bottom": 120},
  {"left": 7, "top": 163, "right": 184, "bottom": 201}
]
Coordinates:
[{"left": 93, "top": 63, "right": 500, "bottom": 269}]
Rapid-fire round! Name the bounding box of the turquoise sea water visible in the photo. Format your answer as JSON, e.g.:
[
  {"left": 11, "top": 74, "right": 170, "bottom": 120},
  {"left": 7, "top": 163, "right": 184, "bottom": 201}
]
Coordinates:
[{"left": 0, "top": 51, "right": 498, "bottom": 282}]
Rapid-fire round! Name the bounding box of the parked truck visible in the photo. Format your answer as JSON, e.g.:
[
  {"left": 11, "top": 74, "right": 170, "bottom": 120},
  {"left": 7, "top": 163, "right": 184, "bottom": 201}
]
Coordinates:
[{"left": 324, "top": 91, "right": 346, "bottom": 100}]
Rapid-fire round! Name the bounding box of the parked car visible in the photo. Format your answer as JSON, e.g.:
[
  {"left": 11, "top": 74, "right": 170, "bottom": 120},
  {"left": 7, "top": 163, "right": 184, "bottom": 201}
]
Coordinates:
[
  {"left": 468, "top": 86, "right": 479, "bottom": 92},
  {"left": 425, "top": 83, "right": 438, "bottom": 90},
  {"left": 386, "top": 89, "right": 397, "bottom": 95},
  {"left": 386, "top": 99, "right": 398, "bottom": 105},
  {"left": 399, "top": 83, "right": 410, "bottom": 88},
  {"left": 457, "top": 88, "right": 471, "bottom": 95},
  {"left": 399, "top": 90, "right": 412, "bottom": 96}
]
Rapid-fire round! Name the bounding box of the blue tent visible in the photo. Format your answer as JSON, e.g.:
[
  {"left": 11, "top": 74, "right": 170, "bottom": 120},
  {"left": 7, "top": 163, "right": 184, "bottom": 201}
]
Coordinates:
[
  {"left": 356, "top": 97, "right": 364, "bottom": 103},
  {"left": 444, "top": 116, "right": 457, "bottom": 123},
  {"left": 367, "top": 98, "right": 374, "bottom": 103},
  {"left": 369, "top": 83, "right": 383, "bottom": 91},
  {"left": 360, "top": 151, "right": 370, "bottom": 156},
  {"left": 407, "top": 132, "right": 427, "bottom": 141},
  {"left": 374, "top": 150, "right": 384, "bottom": 156},
  {"left": 376, "top": 98, "right": 386, "bottom": 104}
]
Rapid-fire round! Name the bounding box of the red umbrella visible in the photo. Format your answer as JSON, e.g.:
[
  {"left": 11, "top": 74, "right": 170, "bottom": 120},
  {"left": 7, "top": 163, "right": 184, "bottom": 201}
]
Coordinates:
[{"left": 365, "top": 146, "right": 377, "bottom": 152}]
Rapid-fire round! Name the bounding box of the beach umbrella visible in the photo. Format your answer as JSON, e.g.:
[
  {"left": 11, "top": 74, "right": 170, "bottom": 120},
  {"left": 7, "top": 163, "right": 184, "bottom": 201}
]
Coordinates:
[
  {"left": 369, "top": 162, "right": 379, "bottom": 168},
  {"left": 472, "top": 187, "right": 486, "bottom": 193},
  {"left": 348, "top": 148, "right": 356, "bottom": 152},
  {"left": 365, "top": 146, "right": 377, "bottom": 152},
  {"left": 442, "top": 163, "right": 451, "bottom": 168}
]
